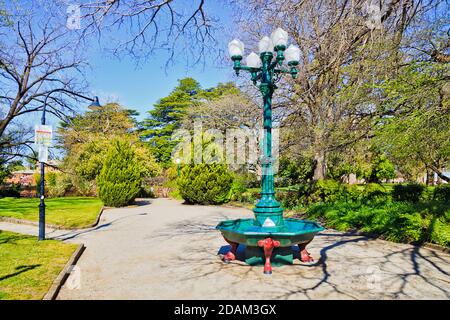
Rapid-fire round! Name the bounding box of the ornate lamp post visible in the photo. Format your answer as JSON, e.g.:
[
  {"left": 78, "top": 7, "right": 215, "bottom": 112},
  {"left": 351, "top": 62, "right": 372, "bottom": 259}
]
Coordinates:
[
  {"left": 216, "top": 28, "right": 323, "bottom": 275},
  {"left": 228, "top": 28, "right": 301, "bottom": 229},
  {"left": 38, "top": 92, "right": 101, "bottom": 241}
]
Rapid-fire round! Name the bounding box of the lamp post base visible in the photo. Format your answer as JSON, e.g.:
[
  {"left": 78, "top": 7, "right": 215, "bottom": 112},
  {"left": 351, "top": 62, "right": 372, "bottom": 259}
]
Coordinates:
[
  {"left": 298, "top": 241, "right": 314, "bottom": 263},
  {"left": 222, "top": 237, "right": 238, "bottom": 263}
]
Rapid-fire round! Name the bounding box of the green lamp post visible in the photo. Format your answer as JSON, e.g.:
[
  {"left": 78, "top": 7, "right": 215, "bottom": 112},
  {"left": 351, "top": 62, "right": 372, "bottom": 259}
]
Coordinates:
[
  {"left": 229, "top": 28, "right": 301, "bottom": 228},
  {"left": 176, "top": 158, "right": 181, "bottom": 177},
  {"left": 216, "top": 28, "right": 324, "bottom": 275}
]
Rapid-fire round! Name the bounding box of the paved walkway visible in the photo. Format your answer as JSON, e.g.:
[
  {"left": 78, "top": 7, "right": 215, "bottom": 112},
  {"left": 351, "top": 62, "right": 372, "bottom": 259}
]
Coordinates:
[{"left": 1, "top": 198, "right": 449, "bottom": 299}]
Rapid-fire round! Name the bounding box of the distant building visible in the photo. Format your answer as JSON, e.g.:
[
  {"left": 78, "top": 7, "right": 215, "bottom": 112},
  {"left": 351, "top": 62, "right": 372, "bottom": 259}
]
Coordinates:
[
  {"left": 6, "top": 169, "right": 36, "bottom": 186},
  {"left": 5, "top": 160, "right": 61, "bottom": 187}
]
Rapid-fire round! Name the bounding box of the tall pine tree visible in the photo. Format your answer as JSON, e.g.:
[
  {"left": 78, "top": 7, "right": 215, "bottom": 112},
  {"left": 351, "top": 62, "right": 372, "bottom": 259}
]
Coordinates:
[
  {"left": 140, "top": 78, "right": 202, "bottom": 166},
  {"left": 141, "top": 78, "right": 243, "bottom": 167}
]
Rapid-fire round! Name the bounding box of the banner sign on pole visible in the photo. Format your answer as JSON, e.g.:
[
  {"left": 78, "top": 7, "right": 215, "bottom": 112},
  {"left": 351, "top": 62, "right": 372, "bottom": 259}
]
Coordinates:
[
  {"left": 38, "top": 145, "right": 49, "bottom": 163},
  {"left": 34, "top": 125, "right": 52, "bottom": 147}
]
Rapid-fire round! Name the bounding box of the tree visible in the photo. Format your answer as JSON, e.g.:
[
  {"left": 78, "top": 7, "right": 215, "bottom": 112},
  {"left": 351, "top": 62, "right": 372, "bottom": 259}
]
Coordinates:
[
  {"left": 182, "top": 83, "right": 259, "bottom": 132},
  {"left": 375, "top": 62, "right": 449, "bottom": 183},
  {"left": 80, "top": 0, "right": 219, "bottom": 64},
  {"left": 140, "top": 78, "right": 204, "bottom": 166},
  {"left": 368, "top": 154, "right": 396, "bottom": 183},
  {"left": 97, "top": 140, "right": 142, "bottom": 207},
  {"left": 58, "top": 103, "right": 160, "bottom": 194},
  {"left": 0, "top": 2, "right": 88, "bottom": 161},
  {"left": 237, "top": 0, "right": 440, "bottom": 181}
]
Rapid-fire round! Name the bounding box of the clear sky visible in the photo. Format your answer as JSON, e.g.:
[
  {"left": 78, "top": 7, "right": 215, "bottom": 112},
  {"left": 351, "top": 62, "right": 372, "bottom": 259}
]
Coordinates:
[
  {"left": 86, "top": 51, "right": 232, "bottom": 121},
  {"left": 82, "top": 1, "right": 236, "bottom": 121}
]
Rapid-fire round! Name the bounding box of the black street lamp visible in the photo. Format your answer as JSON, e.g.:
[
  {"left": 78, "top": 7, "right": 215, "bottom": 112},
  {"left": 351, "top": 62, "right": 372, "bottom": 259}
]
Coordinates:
[{"left": 38, "top": 91, "right": 101, "bottom": 241}]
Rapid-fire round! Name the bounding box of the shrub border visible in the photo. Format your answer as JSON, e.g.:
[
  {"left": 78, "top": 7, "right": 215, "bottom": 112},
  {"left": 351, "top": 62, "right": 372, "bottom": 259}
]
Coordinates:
[
  {"left": 43, "top": 243, "right": 85, "bottom": 300},
  {"left": 223, "top": 202, "right": 450, "bottom": 254},
  {"left": 0, "top": 206, "right": 105, "bottom": 230}
]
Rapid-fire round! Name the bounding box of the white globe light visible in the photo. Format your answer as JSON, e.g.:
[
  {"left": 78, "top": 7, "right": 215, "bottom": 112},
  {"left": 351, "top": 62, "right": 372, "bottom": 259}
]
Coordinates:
[
  {"left": 284, "top": 44, "right": 301, "bottom": 63},
  {"left": 228, "top": 39, "right": 244, "bottom": 57},
  {"left": 245, "top": 52, "right": 262, "bottom": 68},
  {"left": 258, "top": 36, "right": 273, "bottom": 53},
  {"left": 270, "top": 27, "right": 288, "bottom": 47}
]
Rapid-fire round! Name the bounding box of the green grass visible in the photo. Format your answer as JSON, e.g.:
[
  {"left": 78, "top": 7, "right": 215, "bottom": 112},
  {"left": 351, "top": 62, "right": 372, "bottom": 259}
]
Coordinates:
[
  {"left": 0, "top": 197, "right": 103, "bottom": 228},
  {"left": 305, "top": 200, "right": 450, "bottom": 247},
  {"left": 0, "top": 230, "right": 77, "bottom": 300}
]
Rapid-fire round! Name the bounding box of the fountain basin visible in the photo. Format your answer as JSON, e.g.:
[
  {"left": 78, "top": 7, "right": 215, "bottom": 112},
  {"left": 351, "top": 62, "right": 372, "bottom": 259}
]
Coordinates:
[{"left": 216, "top": 218, "right": 324, "bottom": 247}]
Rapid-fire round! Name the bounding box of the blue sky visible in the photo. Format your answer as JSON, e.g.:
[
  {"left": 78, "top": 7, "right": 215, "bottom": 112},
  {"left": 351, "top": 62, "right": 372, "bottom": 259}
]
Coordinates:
[
  {"left": 83, "top": 1, "right": 236, "bottom": 121},
  {"left": 87, "top": 51, "right": 233, "bottom": 121}
]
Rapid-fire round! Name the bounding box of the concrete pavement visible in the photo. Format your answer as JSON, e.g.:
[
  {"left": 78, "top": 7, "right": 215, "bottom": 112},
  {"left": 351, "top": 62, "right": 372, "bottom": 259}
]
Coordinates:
[{"left": 1, "top": 198, "right": 449, "bottom": 299}]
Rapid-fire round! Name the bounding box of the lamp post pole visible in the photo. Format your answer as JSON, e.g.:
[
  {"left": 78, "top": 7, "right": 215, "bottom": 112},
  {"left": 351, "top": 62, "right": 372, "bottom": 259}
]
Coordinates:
[
  {"left": 228, "top": 29, "right": 300, "bottom": 228},
  {"left": 37, "top": 91, "right": 101, "bottom": 241},
  {"left": 176, "top": 158, "right": 181, "bottom": 177},
  {"left": 38, "top": 98, "right": 48, "bottom": 241}
]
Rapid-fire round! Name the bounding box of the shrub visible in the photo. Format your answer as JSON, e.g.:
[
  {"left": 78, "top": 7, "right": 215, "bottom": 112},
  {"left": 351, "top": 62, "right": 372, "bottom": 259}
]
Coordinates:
[
  {"left": 238, "top": 191, "right": 259, "bottom": 204},
  {"left": 342, "top": 184, "right": 362, "bottom": 202},
  {"left": 392, "top": 183, "right": 424, "bottom": 202},
  {"left": 71, "top": 176, "right": 96, "bottom": 196},
  {"left": 230, "top": 175, "right": 247, "bottom": 201},
  {"left": 368, "top": 155, "right": 395, "bottom": 183},
  {"left": 277, "top": 156, "right": 314, "bottom": 186},
  {"left": 47, "top": 172, "right": 72, "bottom": 198},
  {"left": 0, "top": 184, "right": 21, "bottom": 197},
  {"left": 428, "top": 217, "right": 450, "bottom": 247},
  {"left": 433, "top": 184, "right": 450, "bottom": 202},
  {"left": 97, "top": 140, "right": 142, "bottom": 207},
  {"left": 276, "top": 190, "right": 302, "bottom": 209},
  {"left": 310, "top": 179, "right": 342, "bottom": 202},
  {"left": 177, "top": 163, "right": 233, "bottom": 205},
  {"left": 306, "top": 200, "right": 449, "bottom": 246},
  {"left": 34, "top": 172, "right": 72, "bottom": 197},
  {"left": 138, "top": 185, "right": 156, "bottom": 198},
  {"left": 361, "top": 183, "right": 389, "bottom": 203}
]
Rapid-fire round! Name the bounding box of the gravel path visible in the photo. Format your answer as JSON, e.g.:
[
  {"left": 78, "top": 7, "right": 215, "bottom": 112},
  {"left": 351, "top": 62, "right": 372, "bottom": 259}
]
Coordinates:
[{"left": 1, "top": 198, "right": 449, "bottom": 299}]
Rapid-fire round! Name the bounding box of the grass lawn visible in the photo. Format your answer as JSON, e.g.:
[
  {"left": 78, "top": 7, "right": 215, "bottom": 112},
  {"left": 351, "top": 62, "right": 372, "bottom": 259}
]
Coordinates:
[
  {"left": 0, "top": 230, "right": 77, "bottom": 300},
  {"left": 0, "top": 197, "right": 103, "bottom": 228}
]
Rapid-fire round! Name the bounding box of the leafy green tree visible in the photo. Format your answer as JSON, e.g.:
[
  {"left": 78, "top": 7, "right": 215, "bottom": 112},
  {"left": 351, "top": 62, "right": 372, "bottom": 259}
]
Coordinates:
[
  {"left": 58, "top": 103, "right": 160, "bottom": 194},
  {"left": 97, "top": 140, "right": 142, "bottom": 207},
  {"left": 368, "top": 155, "right": 396, "bottom": 183},
  {"left": 140, "top": 78, "right": 202, "bottom": 166},
  {"left": 141, "top": 79, "right": 242, "bottom": 167},
  {"left": 277, "top": 156, "right": 314, "bottom": 186},
  {"left": 375, "top": 62, "right": 449, "bottom": 183}
]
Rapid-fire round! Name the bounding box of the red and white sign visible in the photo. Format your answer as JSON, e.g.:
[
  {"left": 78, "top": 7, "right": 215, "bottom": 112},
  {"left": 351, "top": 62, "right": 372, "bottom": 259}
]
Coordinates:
[{"left": 34, "top": 125, "right": 52, "bottom": 147}]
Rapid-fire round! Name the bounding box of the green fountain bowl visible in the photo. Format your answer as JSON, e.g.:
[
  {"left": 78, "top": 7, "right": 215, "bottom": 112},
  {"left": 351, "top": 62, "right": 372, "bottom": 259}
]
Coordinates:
[{"left": 216, "top": 218, "right": 325, "bottom": 247}]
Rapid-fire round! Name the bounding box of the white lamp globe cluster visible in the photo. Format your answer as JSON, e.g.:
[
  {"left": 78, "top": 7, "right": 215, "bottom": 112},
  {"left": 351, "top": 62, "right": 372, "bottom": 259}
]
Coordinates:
[{"left": 228, "top": 27, "right": 300, "bottom": 68}]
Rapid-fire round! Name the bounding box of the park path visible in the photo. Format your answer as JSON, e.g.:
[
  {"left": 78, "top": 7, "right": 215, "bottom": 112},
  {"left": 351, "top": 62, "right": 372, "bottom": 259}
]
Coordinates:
[{"left": 1, "top": 198, "right": 449, "bottom": 299}]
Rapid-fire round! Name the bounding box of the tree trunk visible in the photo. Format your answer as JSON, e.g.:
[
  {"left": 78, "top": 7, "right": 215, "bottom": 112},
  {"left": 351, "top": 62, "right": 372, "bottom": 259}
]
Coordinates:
[
  {"left": 429, "top": 164, "right": 450, "bottom": 183},
  {"left": 313, "top": 149, "right": 327, "bottom": 181},
  {"left": 0, "top": 118, "right": 10, "bottom": 138}
]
